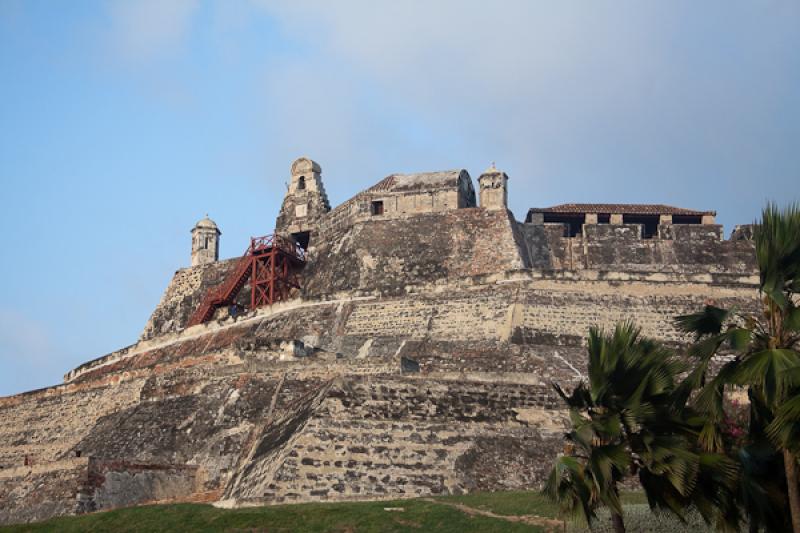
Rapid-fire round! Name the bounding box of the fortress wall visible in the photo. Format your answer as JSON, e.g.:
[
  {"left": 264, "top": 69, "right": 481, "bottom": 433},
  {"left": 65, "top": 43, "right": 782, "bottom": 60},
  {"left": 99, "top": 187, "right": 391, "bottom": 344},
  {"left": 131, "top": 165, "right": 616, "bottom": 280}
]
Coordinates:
[
  {"left": 399, "top": 340, "right": 587, "bottom": 385},
  {"left": 86, "top": 269, "right": 758, "bottom": 390},
  {"left": 516, "top": 288, "right": 753, "bottom": 345},
  {"left": 140, "top": 259, "right": 242, "bottom": 341},
  {"left": 305, "top": 208, "right": 524, "bottom": 297},
  {"left": 0, "top": 458, "right": 199, "bottom": 524},
  {"left": 0, "top": 160, "right": 766, "bottom": 525},
  {"left": 1, "top": 272, "right": 760, "bottom": 523},
  {"left": 0, "top": 380, "right": 145, "bottom": 470},
  {"left": 141, "top": 207, "right": 754, "bottom": 344},
  {"left": 80, "top": 460, "right": 199, "bottom": 513},
  {"left": 0, "top": 458, "right": 89, "bottom": 525},
  {"left": 518, "top": 221, "right": 756, "bottom": 273},
  {"left": 0, "top": 382, "right": 146, "bottom": 525},
  {"left": 69, "top": 374, "right": 283, "bottom": 493},
  {"left": 221, "top": 379, "right": 332, "bottom": 502},
  {"left": 310, "top": 172, "right": 474, "bottom": 243},
  {"left": 227, "top": 376, "right": 566, "bottom": 504},
  {"left": 339, "top": 279, "right": 757, "bottom": 347},
  {"left": 67, "top": 267, "right": 759, "bottom": 393}
]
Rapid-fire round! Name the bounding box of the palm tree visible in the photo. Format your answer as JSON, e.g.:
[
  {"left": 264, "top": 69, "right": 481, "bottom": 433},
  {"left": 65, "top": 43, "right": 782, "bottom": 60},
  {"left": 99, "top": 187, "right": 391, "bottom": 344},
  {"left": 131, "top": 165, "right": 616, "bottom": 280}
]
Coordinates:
[
  {"left": 544, "top": 323, "right": 737, "bottom": 532},
  {"left": 676, "top": 202, "right": 800, "bottom": 532}
]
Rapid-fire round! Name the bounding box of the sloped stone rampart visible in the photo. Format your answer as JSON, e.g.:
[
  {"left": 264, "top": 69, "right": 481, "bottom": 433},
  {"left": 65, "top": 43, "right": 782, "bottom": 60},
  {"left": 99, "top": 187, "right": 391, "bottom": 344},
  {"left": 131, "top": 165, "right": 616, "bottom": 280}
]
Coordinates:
[{"left": 225, "top": 377, "right": 566, "bottom": 504}]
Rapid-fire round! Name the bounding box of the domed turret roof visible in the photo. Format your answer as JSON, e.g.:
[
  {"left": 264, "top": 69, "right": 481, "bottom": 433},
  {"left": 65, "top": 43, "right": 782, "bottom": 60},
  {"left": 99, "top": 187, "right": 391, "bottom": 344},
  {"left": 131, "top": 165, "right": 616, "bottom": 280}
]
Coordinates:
[
  {"left": 291, "top": 157, "right": 321, "bottom": 176},
  {"left": 480, "top": 163, "right": 505, "bottom": 175},
  {"left": 192, "top": 215, "right": 219, "bottom": 232}
]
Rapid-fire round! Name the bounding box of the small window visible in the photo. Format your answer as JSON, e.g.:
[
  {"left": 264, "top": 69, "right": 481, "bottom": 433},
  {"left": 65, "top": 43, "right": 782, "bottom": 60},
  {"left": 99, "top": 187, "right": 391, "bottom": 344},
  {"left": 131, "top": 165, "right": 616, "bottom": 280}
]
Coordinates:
[
  {"left": 297, "top": 176, "right": 306, "bottom": 190},
  {"left": 597, "top": 214, "right": 610, "bottom": 224},
  {"left": 371, "top": 200, "right": 384, "bottom": 216},
  {"left": 203, "top": 236, "right": 209, "bottom": 250}
]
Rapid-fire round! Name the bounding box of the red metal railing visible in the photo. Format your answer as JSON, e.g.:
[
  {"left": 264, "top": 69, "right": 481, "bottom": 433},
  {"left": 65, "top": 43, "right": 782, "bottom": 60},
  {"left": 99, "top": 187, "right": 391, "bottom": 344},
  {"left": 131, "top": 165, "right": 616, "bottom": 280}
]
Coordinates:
[
  {"left": 250, "top": 234, "right": 306, "bottom": 262},
  {"left": 186, "top": 233, "right": 306, "bottom": 327}
]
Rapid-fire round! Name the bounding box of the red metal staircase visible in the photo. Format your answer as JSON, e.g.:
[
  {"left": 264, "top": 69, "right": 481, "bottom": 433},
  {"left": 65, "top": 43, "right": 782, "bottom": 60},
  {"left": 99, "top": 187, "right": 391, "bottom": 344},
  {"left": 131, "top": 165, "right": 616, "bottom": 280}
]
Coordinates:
[{"left": 186, "top": 234, "right": 306, "bottom": 327}]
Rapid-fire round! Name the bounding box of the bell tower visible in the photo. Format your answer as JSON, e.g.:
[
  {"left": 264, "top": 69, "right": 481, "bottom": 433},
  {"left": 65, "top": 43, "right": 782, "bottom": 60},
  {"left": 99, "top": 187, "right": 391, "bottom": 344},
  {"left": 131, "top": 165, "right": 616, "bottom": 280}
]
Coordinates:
[{"left": 275, "top": 157, "right": 330, "bottom": 247}]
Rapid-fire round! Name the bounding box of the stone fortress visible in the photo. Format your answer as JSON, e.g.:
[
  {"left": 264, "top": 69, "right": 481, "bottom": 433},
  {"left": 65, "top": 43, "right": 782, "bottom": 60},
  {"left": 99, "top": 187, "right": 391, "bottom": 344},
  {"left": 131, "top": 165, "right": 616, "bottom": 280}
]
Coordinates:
[{"left": 0, "top": 157, "right": 759, "bottom": 524}]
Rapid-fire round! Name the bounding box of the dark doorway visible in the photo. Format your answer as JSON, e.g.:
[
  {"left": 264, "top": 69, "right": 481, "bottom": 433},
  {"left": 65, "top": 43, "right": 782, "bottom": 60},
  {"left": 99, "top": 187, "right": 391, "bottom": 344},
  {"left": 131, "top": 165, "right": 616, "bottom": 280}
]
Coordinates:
[
  {"left": 371, "top": 200, "right": 384, "bottom": 216},
  {"left": 297, "top": 176, "right": 306, "bottom": 190},
  {"left": 292, "top": 231, "right": 310, "bottom": 250}
]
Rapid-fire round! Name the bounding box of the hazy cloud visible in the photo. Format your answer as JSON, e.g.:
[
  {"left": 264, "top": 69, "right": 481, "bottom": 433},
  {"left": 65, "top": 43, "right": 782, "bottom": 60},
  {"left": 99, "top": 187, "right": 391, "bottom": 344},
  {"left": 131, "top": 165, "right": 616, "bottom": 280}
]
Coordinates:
[
  {"left": 106, "top": 0, "right": 199, "bottom": 64},
  {"left": 0, "top": 309, "right": 52, "bottom": 363},
  {"left": 253, "top": 1, "right": 800, "bottom": 228}
]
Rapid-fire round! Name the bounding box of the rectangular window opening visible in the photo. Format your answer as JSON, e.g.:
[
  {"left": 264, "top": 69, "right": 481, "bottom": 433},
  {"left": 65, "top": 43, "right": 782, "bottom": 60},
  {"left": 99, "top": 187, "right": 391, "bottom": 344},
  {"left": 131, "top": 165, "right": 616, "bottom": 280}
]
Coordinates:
[
  {"left": 543, "top": 213, "right": 585, "bottom": 237},
  {"left": 371, "top": 200, "right": 384, "bottom": 216},
  {"left": 673, "top": 215, "right": 703, "bottom": 225},
  {"left": 622, "top": 214, "right": 659, "bottom": 238},
  {"left": 291, "top": 231, "right": 311, "bottom": 250}
]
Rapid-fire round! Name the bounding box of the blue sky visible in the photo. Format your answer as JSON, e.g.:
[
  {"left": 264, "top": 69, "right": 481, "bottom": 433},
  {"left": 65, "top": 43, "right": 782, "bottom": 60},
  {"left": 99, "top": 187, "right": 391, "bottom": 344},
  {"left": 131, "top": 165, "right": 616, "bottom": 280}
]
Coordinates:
[{"left": 0, "top": 1, "right": 798, "bottom": 396}]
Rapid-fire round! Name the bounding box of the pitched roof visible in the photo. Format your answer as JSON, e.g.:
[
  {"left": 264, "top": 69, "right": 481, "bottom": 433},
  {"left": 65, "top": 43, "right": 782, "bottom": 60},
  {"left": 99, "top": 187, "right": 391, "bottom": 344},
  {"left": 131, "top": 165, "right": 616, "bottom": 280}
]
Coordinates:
[
  {"left": 527, "top": 203, "right": 715, "bottom": 218},
  {"left": 368, "top": 170, "right": 465, "bottom": 193}
]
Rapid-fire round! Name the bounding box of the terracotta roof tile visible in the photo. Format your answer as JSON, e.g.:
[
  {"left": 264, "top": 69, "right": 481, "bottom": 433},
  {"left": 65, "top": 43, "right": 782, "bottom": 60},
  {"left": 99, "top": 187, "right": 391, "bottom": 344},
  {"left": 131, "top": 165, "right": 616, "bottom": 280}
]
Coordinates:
[{"left": 527, "top": 203, "right": 715, "bottom": 217}]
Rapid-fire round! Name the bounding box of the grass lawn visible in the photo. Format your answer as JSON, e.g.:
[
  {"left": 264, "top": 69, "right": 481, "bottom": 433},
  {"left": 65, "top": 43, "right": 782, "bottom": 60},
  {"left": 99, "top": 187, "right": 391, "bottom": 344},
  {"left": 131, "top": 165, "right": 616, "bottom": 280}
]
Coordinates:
[
  {"left": 0, "top": 496, "right": 547, "bottom": 533},
  {"left": 0, "top": 491, "right": 710, "bottom": 532},
  {"left": 438, "top": 489, "right": 647, "bottom": 517}
]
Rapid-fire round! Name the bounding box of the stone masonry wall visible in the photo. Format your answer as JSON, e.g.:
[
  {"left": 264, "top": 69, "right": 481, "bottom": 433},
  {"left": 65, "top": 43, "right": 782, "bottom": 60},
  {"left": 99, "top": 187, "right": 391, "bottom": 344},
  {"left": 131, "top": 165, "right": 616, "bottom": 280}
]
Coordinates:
[
  {"left": 225, "top": 376, "right": 566, "bottom": 504},
  {"left": 0, "top": 459, "right": 90, "bottom": 525},
  {"left": 304, "top": 208, "right": 525, "bottom": 297},
  {"left": 140, "top": 259, "right": 241, "bottom": 341},
  {"left": 518, "top": 221, "right": 756, "bottom": 273}
]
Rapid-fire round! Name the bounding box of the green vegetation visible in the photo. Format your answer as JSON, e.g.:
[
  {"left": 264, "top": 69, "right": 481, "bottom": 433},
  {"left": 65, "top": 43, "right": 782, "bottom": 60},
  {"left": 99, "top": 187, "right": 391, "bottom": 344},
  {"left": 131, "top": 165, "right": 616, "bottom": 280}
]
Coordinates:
[
  {"left": 0, "top": 491, "right": 712, "bottom": 533},
  {"left": 677, "top": 202, "right": 800, "bottom": 532},
  {"left": 1, "top": 497, "right": 539, "bottom": 533},
  {"left": 546, "top": 203, "right": 800, "bottom": 532},
  {"left": 437, "top": 489, "right": 646, "bottom": 518},
  {"left": 543, "top": 323, "right": 737, "bottom": 532}
]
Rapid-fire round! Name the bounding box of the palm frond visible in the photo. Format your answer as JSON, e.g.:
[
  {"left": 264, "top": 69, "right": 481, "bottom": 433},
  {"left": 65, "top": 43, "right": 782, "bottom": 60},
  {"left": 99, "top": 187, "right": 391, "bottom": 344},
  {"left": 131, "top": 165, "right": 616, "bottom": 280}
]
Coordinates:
[
  {"left": 755, "top": 202, "right": 800, "bottom": 309},
  {"left": 732, "top": 348, "right": 800, "bottom": 405},
  {"left": 765, "top": 394, "right": 800, "bottom": 453},
  {"left": 675, "top": 305, "right": 731, "bottom": 339}
]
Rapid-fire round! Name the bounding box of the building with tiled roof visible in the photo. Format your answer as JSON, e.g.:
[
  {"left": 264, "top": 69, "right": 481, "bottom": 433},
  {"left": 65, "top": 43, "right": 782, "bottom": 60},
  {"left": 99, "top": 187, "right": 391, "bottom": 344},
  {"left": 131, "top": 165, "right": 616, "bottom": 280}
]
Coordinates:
[
  {"left": 526, "top": 203, "right": 717, "bottom": 238},
  {"left": 528, "top": 203, "right": 715, "bottom": 217}
]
